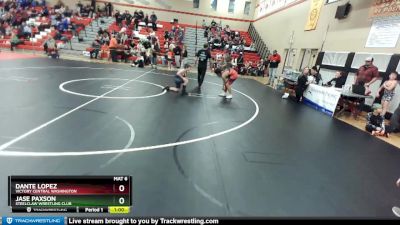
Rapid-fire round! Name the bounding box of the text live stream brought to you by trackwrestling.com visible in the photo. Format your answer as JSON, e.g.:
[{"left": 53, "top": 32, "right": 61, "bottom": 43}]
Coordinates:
[{"left": 0, "top": 217, "right": 223, "bottom": 225}]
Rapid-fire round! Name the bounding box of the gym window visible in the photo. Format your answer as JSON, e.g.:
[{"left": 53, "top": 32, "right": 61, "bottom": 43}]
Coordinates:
[
  {"left": 193, "top": 0, "right": 200, "bottom": 8},
  {"left": 326, "top": 0, "right": 340, "bottom": 4},
  {"left": 244, "top": 1, "right": 251, "bottom": 15},
  {"left": 228, "top": 0, "right": 235, "bottom": 13},
  {"left": 211, "top": 0, "right": 217, "bottom": 10}
]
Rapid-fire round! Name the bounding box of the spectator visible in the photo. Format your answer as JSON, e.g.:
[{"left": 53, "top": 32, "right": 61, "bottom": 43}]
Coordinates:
[
  {"left": 10, "top": 32, "right": 23, "bottom": 51},
  {"left": 143, "top": 13, "right": 149, "bottom": 28},
  {"left": 173, "top": 44, "right": 182, "bottom": 68},
  {"left": 138, "top": 10, "right": 144, "bottom": 20},
  {"left": 101, "top": 32, "right": 110, "bottom": 45},
  {"left": 211, "top": 19, "right": 217, "bottom": 27},
  {"left": 131, "top": 55, "right": 144, "bottom": 68},
  {"left": 267, "top": 50, "right": 281, "bottom": 86},
  {"left": 181, "top": 45, "right": 188, "bottom": 69},
  {"left": 119, "top": 28, "right": 128, "bottom": 44},
  {"left": 294, "top": 67, "right": 310, "bottom": 102},
  {"left": 366, "top": 103, "right": 389, "bottom": 137},
  {"left": 202, "top": 19, "right": 207, "bottom": 29},
  {"left": 311, "top": 66, "right": 322, "bottom": 85},
  {"left": 151, "top": 42, "right": 160, "bottom": 69},
  {"left": 124, "top": 10, "right": 132, "bottom": 27},
  {"left": 263, "top": 55, "right": 269, "bottom": 77},
  {"left": 22, "top": 23, "right": 31, "bottom": 38},
  {"left": 237, "top": 52, "right": 244, "bottom": 73},
  {"left": 98, "top": 27, "right": 104, "bottom": 36},
  {"left": 326, "top": 71, "right": 347, "bottom": 88},
  {"left": 121, "top": 44, "right": 132, "bottom": 63},
  {"left": 106, "top": 2, "right": 113, "bottom": 17},
  {"left": 114, "top": 10, "right": 122, "bottom": 27},
  {"left": 376, "top": 71, "right": 398, "bottom": 117},
  {"left": 167, "top": 48, "right": 174, "bottom": 70},
  {"left": 109, "top": 34, "right": 119, "bottom": 62},
  {"left": 54, "top": 30, "right": 69, "bottom": 42},
  {"left": 150, "top": 11, "right": 157, "bottom": 31},
  {"left": 354, "top": 56, "right": 380, "bottom": 95},
  {"left": 257, "top": 59, "right": 265, "bottom": 77},
  {"left": 133, "top": 15, "right": 139, "bottom": 31},
  {"left": 44, "top": 36, "right": 56, "bottom": 53},
  {"left": 90, "top": 37, "right": 101, "bottom": 59}
]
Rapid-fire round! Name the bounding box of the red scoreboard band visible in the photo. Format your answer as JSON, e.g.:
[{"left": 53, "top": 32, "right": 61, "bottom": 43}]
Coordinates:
[{"left": 8, "top": 176, "right": 132, "bottom": 214}]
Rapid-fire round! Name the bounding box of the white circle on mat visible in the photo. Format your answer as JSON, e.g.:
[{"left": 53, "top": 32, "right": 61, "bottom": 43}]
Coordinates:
[{"left": 59, "top": 78, "right": 166, "bottom": 99}]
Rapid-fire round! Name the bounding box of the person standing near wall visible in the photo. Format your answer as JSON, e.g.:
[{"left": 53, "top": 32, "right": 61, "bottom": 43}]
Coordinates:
[
  {"left": 267, "top": 50, "right": 281, "bottom": 86},
  {"left": 181, "top": 45, "right": 188, "bottom": 69},
  {"left": 150, "top": 11, "right": 157, "bottom": 31},
  {"left": 173, "top": 44, "right": 182, "bottom": 69},
  {"left": 354, "top": 57, "right": 380, "bottom": 95},
  {"left": 195, "top": 43, "right": 212, "bottom": 92},
  {"left": 376, "top": 71, "right": 398, "bottom": 117},
  {"left": 106, "top": 2, "right": 113, "bottom": 17}
]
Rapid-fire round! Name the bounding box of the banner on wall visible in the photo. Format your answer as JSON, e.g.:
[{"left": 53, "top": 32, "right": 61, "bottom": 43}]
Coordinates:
[
  {"left": 303, "top": 84, "right": 342, "bottom": 117},
  {"left": 370, "top": 0, "right": 400, "bottom": 18},
  {"left": 257, "top": 0, "right": 302, "bottom": 18},
  {"left": 304, "top": 0, "right": 324, "bottom": 31},
  {"left": 366, "top": 16, "right": 400, "bottom": 48}
]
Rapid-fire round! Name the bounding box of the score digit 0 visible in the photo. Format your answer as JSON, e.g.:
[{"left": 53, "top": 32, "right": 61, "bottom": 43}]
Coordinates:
[
  {"left": 119, "top": 185, "right": 125, "bottom": 192},
  {"left": 119, "top": 197, "right": 125, "bottom": 205}
]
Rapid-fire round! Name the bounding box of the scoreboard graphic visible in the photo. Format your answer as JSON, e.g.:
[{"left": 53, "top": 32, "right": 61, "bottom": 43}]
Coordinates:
[{"left": 8, "top": 176, "right": 132, "bottom": 213}]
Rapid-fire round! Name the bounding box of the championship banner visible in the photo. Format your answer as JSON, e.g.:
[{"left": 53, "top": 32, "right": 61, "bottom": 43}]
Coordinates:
[
  {"left": 257, "top": 0, "right": 301, "bottom": 19},
  {"left": 370, "top": 0, "right": 400, "bottom": 18},
  {"left": 302, "top": 84, "right": 341, "bottom": 117},
  {"left": 305, "top": 0, "right": 324, "bottom": 31}
]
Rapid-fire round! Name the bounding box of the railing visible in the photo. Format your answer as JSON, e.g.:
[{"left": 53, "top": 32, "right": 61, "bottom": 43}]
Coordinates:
[
  {"left": 248, "top": 23, "right": 269, "bottom": 59},
  {"left": 195, "top": 20, "right": 198, "bottom": 54}
]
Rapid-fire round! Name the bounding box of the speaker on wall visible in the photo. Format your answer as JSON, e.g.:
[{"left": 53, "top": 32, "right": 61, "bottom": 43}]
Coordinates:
[{"left": 335, "top": 2, "right": 352, "bottom": 19}]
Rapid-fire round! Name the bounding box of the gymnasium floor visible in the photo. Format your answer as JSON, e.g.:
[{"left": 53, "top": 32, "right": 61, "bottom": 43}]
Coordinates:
[{"left": 0, "top": 53, "right": 399, "bottom": 217}]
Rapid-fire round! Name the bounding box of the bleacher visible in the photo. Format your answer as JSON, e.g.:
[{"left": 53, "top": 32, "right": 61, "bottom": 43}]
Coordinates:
[
  {"left": 94, "top": 19, "right": 188, "bottom": 61},
  {"left": 210, "top": 49, "right": 261, "bottom": 64},
  {"left": 0, "top": 5, "right": 92, "bottom": 52}
]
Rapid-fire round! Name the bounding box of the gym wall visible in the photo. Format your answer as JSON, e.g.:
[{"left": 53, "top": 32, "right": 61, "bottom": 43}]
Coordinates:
[
  {"left": 252, "top": 0, "right": 400, "bottom": 72},
  {"left": 46, "top": 0, "right": 256, "bottom": 31}
]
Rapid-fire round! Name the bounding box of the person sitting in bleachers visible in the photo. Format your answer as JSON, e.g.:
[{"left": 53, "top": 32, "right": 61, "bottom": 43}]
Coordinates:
[
  {"left": 10, "top": 31, "right": 23, "bottom": 51},
  {"left": 100, "top": 32, "right": 109, "bottom": 45},
  {"left": 239, "top": 61, "right": 249, "bottom": 75},
  {"left": 54, "top": 30, "right": 69, "bottom": 42},
  {"left": 90, "top": 37, "right": 101, "bottom": 59},
  {"left": 256, "top": 59, "right": 265, "bottom": 77},
  {"left": 211, "top": 19, "right": 217, "bottom": 27}
]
